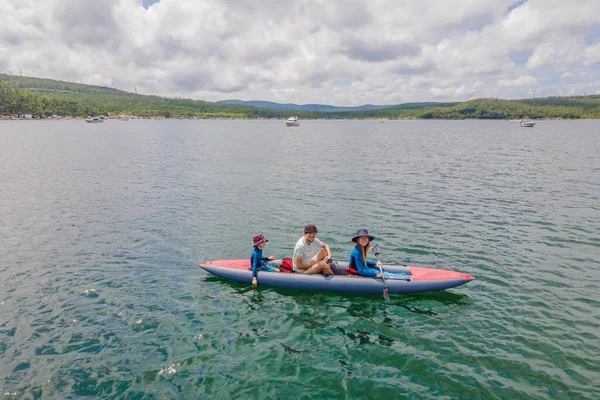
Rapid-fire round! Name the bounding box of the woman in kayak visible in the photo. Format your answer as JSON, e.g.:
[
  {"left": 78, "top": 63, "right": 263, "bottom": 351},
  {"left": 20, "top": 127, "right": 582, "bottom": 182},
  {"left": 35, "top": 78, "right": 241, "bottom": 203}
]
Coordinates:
[
  {"left": 349, "top": 229, "right": 383, "bottom": 277},
  {"left": 251, "top": 234, "right": 280, "bottom": 286}
]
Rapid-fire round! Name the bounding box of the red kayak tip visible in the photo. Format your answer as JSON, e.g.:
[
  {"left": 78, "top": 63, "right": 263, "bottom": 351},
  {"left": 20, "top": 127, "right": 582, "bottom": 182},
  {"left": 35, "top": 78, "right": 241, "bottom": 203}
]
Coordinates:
[{"left": 410, "top": 266, "right": 474, "bottom": 282}]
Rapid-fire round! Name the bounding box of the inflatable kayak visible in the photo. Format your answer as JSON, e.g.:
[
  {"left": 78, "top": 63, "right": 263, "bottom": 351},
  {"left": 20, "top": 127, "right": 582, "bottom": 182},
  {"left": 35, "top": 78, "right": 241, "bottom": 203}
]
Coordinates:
[{"left": 198, "top": 259, "right": 474, "bottom": 295}]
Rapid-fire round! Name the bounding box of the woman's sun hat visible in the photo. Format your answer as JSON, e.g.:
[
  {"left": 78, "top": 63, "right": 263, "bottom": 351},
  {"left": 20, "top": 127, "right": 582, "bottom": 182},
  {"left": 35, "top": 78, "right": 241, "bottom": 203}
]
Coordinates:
[
  {"left": 253, "top": 234, "right": 268, "bottom": 246},
  {"left": 352, "top": 228, "right": 374, "bottom": 242}
]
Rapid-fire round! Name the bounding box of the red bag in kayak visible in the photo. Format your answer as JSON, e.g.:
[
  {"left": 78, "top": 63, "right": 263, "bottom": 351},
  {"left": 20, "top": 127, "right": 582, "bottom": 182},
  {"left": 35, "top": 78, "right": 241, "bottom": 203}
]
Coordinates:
[{"left": 280, "top": 258, "right": 294, "bottom": 273}]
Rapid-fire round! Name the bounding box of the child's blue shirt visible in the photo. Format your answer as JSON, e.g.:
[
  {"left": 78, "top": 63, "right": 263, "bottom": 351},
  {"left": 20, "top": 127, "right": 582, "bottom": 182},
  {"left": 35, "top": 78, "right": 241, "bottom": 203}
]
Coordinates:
[{"left": 250, "top": 246, "right": 269, "bottom": 278}]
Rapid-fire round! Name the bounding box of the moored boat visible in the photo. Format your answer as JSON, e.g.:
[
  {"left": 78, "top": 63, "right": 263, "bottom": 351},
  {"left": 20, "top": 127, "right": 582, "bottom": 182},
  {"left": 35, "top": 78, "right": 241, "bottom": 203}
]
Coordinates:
[
  {"left": 85, "top": 116, "right": 104, "bottom": 123},
  {"left": 520, "top": 119, "right": 535, "bottom": 127},
  {"left": 199, "top": 259, "right": 474, "bottom": 295},
  {"left": 286, "top": 116, "right": 300, "bottom": 126}
]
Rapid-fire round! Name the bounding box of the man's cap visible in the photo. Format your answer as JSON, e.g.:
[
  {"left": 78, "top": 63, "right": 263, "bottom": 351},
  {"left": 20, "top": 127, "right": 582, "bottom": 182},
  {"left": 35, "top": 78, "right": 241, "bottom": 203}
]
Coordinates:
[{"left": 304, "top": 224, "right": 318, "bottom": 234}]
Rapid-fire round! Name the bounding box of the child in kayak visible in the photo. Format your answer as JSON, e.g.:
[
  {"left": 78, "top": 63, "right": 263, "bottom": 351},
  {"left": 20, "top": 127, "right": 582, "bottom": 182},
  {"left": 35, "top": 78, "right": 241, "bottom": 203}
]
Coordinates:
[
  {"left": 251, "top": 234, "right": 279, "bottom": 286},
  {"left": 349, "top": 229, "right": 383, "bottom": 277}
]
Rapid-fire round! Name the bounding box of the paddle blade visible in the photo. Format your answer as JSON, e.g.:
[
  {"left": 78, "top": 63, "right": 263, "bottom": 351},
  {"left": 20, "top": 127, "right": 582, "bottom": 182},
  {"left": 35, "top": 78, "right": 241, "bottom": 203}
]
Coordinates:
[{"left": 383, "top": 287, "right": 391, "bottom": 303}]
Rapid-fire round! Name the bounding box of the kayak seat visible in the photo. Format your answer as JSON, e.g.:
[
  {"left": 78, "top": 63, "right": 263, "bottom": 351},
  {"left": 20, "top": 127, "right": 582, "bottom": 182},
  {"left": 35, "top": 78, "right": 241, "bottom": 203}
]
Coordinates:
[{"left": 328, "top": 261, "right": 357, "bottom": 276}]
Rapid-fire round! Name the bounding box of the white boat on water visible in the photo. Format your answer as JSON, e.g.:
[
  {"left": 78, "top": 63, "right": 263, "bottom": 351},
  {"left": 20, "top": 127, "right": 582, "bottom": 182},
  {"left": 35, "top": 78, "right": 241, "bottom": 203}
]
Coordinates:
[
  {"left": 85, "top": 116, "right": 104, "bottom": 123},
  {"left": 286, "top": 116, "right": 300, "bottom": 126},
  {"left": 520, "top": 119, "right": 535, "bottom": 127}
]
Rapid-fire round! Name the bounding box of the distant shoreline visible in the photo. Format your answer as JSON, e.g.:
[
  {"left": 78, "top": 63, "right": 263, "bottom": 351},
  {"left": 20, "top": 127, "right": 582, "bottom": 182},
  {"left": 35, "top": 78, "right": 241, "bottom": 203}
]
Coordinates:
[
  {"left": 2, "top": 116, "right": 597, "bottom": 122},
  {"left": 3, "top": 75, "right": 600, "bottom": 120}
]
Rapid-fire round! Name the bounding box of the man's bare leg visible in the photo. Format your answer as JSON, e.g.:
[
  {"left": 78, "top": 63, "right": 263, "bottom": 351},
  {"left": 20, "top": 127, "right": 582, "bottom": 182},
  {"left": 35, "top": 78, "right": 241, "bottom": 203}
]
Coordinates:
[
  {"left": 301, "top": 263, "right": 327, "bottom": 274},
  {"left": 301, "top": 250, "right": 334, "bottom": 275}
]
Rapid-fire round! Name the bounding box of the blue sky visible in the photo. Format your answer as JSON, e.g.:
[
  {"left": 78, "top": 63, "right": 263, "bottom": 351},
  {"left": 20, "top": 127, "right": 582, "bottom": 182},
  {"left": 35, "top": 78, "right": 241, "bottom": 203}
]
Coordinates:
[
  {"left": 142, "top": 0, "right": 160, "bottom": 9},
  {"left": 0, "top": 0, "right": 598, "bottom": 105}
]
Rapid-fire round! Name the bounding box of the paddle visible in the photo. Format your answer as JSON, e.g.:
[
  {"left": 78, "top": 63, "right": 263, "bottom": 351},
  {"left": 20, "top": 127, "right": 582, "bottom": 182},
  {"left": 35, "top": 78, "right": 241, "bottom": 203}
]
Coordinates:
[{"left": 372, "top": 244, "right": 391, "bottom": 303}]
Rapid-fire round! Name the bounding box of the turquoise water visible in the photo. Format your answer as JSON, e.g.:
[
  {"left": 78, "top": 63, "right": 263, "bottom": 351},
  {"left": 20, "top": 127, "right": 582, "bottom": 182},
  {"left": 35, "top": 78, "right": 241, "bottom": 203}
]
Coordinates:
[{"left": 1, "top": 119, "right": 599, "bottom": 399}]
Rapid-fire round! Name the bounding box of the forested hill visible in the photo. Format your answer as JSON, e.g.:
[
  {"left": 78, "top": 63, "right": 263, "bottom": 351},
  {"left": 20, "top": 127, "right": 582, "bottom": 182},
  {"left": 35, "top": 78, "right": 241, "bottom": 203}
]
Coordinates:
[
  {"left": 218, "top": 100, "right": 385, "bottom": 112},
  {"left": 218, "top": 99, "right": 461, "bottom": 112},
  {"left": 1, "top": 73, "right": 599, "bottom": 119},
  {"left": 0, "top": 73, "right": 132, "bottom": 96},
  {"left": 0, "top": 73, "right": 277, "bottom": 119}
]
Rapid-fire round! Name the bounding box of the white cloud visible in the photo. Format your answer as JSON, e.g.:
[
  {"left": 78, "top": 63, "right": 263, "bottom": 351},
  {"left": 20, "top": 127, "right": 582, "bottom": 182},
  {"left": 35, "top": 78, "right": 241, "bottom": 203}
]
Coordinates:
[
  {"left": 497, "top": 76, "right": 538, "bottom": 87},
  {"left": 429, "top": 82, "right": 483, "bottom": 99},
  {"left": 584, "top": 44, "right": 600, "bottom": 66},
  {"left": 526, "top": 39, "right": 584, "bottom": 69},
  {"left": 0, "top": 0, "right": 599, "bottom": 105}
]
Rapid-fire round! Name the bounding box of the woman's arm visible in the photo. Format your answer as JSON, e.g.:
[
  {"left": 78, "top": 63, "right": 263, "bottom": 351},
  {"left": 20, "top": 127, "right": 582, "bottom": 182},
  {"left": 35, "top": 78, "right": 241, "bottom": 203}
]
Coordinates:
[{"left": 351, "top": 247, "right": 378, "bottom": 277}]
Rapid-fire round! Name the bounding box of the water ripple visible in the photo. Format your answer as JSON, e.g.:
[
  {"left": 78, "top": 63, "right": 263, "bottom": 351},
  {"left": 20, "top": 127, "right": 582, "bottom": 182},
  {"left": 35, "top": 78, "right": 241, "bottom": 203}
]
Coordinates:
[{"left": 0, "top": 120, "right": 599, "bottom": 398}]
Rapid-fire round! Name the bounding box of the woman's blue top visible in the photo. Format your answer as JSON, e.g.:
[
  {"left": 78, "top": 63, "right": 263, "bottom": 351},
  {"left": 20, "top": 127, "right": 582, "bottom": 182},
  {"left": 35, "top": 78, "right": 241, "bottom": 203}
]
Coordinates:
[
  {"left": 250, "top": 247, "right": 269, "bottom": 278},
  {"left": 349, "top": 246, "right": 379, "bottom": 277}
]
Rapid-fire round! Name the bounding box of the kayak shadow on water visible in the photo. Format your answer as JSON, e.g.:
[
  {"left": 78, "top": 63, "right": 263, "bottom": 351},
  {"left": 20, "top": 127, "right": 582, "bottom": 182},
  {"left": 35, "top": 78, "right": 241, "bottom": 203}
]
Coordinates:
[
  {"left": 391, "top": 291, "right": 472, "bottom": 317},
  {"left": 202, "top": 276, "right": 472, "bottom": 313},
  {"left": 397, "top": 290, "right": 471, "bottom": 306}
]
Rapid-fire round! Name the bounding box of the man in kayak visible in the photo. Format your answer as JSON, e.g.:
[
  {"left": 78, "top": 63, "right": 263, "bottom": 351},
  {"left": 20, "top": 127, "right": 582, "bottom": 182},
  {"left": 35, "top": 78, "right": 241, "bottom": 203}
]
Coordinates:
[{"left": 293, "top": 224, "right": 334, "bottom": 275}]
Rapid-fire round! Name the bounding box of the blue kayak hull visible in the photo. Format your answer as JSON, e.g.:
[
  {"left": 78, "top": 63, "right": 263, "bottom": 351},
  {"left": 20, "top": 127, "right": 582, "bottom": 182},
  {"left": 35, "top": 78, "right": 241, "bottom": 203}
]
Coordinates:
[{"left": 199, "top": 260, "right": 474, "bottom": 295}]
